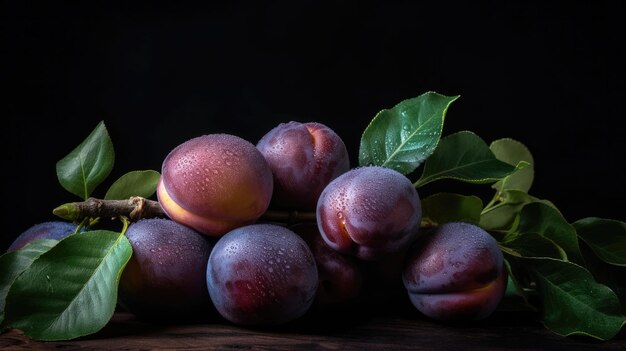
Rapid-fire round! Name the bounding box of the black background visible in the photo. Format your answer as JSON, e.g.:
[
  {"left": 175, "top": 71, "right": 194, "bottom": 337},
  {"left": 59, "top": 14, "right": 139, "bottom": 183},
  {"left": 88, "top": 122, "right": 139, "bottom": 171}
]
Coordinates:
[{"left": 1, "top": 1, "right": 624, "bottom": 251}]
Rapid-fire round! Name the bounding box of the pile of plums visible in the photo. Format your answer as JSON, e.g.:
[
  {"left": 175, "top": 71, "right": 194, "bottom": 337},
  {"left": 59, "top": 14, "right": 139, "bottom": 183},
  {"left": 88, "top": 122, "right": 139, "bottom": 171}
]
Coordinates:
[{"left": 9, "top": 121, "right": 507, "bottom": 326}]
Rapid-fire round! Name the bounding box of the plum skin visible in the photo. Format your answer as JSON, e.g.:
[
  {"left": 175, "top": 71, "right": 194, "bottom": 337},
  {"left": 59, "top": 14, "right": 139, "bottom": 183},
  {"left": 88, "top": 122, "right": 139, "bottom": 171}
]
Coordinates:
[
  {"left": 158, "top": 134, "right": 273, "bottom": 236},
  {"left": 256, "top": 121, "right": 350, "bottom": 210},
  {"left": 206, "top": 224, "right": 318, "bottom": 325},
  {"left": 118, "top": 218, "right": 215, "bottom": 319},
  {"left": 316, "top": 166, "right": 422, "bottom": 261},
  {"left": 7, "top": 221, "right": 79, "bottom": 252},
  {"left": 402, "top": 222, "right": 507, "bottom": 321},
  {"left": 291, "top": 223, "right": 363, "bottom": 307}
]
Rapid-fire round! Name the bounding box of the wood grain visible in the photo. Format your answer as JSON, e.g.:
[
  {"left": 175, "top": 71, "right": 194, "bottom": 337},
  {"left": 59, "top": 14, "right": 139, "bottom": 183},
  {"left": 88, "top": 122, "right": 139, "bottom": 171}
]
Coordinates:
[{"left": 1, "top": 303, "right": 624, "bottom": 350}]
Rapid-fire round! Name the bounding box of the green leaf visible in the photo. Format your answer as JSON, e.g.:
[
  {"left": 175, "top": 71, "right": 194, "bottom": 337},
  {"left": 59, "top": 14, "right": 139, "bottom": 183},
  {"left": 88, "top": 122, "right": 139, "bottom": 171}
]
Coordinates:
[
  {"left": 516, "top": 202, "right": 584, "bottom": 265},
  {"left": 579, "top": 241, "right": 626, "bottom": 309},
  {"left": 500, "top": 259, "right": 536, "bottom": 312},
  {"left": 3, "top": 230, "right": 132, "bottom": 340},
  {"left": 490, "top": 138, "right": 535, "bottom": 193},
  {"left": 479, "top": 190, "right": 533, "bottom": 231},
  {"left": 573, "top": 217, "right": 626, "bottom": 266},
  {"left": 359, "top": 92, "right": 459, "bottom": 174},
  {"left": 104, "top": 170, "right": 161, "bottom": 200},
  {"left": 56, "top": 121, "right": 115, "bottom": 200},
  {"left": 414, "top": 131, "right": 524, "bottom": 187},
  {"left": 500, "top": 232, "right": 566, "bottom": 259},
  {"left": 523, "top": 257, "right": 626, "bottom": 340},
  {"left": 479, "top": 191, "right": 556, "bottom": 231},
  {"left": 0, "top": 239, "right": 58, "bottom": 324},
  {"left": 421, "top": 193, "right": 483, "bottom": 225}
]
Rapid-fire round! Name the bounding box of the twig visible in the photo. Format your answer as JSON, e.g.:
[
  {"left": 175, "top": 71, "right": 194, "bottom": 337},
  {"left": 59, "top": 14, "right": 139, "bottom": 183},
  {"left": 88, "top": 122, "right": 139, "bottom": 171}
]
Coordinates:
[
  {"left": 53, "top": 197, "right": 166, "bottom": 222},
  {"left": 52, "top": 197, "right": 317, "bottom": 224}
]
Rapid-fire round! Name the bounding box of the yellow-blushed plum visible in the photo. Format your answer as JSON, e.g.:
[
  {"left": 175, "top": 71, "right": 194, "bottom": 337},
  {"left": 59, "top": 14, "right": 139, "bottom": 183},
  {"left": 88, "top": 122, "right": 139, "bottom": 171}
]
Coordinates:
[{"left": 158, "top": 134, "right": 273, "bottom": 236}]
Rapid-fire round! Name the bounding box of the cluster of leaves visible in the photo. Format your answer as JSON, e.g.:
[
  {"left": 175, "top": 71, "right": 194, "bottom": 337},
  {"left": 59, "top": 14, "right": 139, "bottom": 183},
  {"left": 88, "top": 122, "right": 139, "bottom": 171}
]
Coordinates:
[
  {"left": 359, "top": 92, "right": 626, "bottom": 340},
  {"left": 0, "top": 122, "right": 160, "bottom": 340},
  {"left": 0, "top": 92, "right": 625, "bottom": 341}
]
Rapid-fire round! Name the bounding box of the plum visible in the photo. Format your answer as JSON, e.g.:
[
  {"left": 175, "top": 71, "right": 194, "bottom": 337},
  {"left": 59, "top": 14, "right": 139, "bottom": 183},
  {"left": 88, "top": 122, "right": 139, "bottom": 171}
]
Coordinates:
[
  {"left": 7, "top": 221, "right": 79, "bottom": 252},
  {"left": 256, "top": 121, "right": 349, "bottom": 210},
  {"left": 316, "top": 166, "right": 422, "bottom": 260},
  {"left": 118, "top": 218, "right": 215, "bottom": 319},
  {"left": 157, "top": 134, "right": 273, "bottom": 236},
  {"left": 206, "top": 224, "right": 318, "bottom": 325},
  {"left": 291, "top": 223, "right": 363, "bottom": 307},
  {"left": 402, "top": 222, "right": 507, "bottom": 321}
]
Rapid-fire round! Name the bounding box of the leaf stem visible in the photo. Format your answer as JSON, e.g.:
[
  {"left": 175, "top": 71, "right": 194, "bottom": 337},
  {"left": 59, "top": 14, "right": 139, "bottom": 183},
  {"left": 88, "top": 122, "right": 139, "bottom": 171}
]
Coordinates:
[
  {"left": 481, "top": 190, "right": 504, "bottom": 215},
  {"left": 119, "top": 216, "right": 130, "bottom": 235},
  {"left": 74, "top": 218, "right": 90, "bottom": 234}
]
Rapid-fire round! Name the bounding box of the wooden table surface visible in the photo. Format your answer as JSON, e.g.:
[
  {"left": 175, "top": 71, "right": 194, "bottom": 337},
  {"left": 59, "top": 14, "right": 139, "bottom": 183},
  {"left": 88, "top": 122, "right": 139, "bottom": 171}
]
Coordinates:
[{"left": 1, "top": 301, "right": 624, "bottom": 351}]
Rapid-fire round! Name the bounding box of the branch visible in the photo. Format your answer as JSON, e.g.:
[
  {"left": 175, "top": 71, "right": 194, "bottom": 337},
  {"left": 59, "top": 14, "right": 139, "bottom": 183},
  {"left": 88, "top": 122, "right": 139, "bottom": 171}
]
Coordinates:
[
  {"left": 53, "top": 197, "right": 317, "bottom": 224},
  {"left": 262, "top": 210, "right": 317, "bottom": 223},
  {"left": 53, "top": 197, "right": 166, "bottom": 222}
]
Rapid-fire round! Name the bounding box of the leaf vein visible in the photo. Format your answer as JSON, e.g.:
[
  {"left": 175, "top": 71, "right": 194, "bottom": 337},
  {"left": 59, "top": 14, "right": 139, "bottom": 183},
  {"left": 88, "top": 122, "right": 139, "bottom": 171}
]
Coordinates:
[
  {"left": 381, "top": 111, "right": 439, "bottom": 168},
  {"left": 41, "top": 233, "right": 125, "bottom": 336}
]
